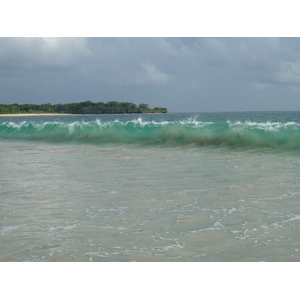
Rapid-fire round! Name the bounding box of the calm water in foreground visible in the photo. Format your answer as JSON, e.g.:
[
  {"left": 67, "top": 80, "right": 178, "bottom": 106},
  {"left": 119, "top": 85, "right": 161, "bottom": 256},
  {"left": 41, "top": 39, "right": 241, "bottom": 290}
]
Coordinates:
[{"left": 1, "top": 111, "right": 300, "bottom": 261}]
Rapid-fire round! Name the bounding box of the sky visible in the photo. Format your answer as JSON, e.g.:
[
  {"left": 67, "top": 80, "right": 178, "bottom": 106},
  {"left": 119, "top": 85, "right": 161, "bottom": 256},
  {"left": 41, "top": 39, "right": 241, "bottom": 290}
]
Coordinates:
[{"left": 2, "top": 37, "right": 300, "bottom": 112}]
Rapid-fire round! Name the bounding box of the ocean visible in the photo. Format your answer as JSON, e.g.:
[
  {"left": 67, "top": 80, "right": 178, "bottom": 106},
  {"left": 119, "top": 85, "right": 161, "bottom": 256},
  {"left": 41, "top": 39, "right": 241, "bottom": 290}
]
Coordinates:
[{"left": 1, "top": 111, "right": 300, "bottom": 261}]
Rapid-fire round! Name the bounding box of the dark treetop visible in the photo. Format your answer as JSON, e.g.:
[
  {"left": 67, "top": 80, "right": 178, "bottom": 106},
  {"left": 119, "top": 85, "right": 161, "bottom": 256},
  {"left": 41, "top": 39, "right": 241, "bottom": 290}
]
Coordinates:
[{"left": 0, "top": 101, "right": 168, "bottom": 114}]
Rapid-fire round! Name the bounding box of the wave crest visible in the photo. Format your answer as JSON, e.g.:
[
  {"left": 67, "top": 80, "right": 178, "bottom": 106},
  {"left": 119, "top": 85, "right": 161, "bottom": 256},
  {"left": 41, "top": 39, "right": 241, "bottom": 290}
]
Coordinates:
[{"left": 1, "top": 118, "right": 300, "bottom": 150}]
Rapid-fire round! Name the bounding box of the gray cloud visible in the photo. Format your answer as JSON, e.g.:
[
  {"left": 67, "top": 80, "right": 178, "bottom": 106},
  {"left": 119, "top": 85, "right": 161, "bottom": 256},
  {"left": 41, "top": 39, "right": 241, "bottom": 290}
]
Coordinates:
[{"left": 1, "top": 37, "right": 300, "bottom": 111}]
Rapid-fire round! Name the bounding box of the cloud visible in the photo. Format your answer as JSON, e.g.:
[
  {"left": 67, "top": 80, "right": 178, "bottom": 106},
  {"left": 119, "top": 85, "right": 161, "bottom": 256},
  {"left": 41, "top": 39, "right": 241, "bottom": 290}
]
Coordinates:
[
  {"left": 2, "top": 37, "right": 300, "bottom": 111},
  {"left": 141, "top": 61, "right": 169, "bottom": 84},
  {"left": 275, "top": 61, "right": 300, "bottom": 86},
  {"left": 0, "top": 37, "right": 90, "bottom": 73},
  {"left": 249, "top": 81, "right": 273, "bottom": 91}
]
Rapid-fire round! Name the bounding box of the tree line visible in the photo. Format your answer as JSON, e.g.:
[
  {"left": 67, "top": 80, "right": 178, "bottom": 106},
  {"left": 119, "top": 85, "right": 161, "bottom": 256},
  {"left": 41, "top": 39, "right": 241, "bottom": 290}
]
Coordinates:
[{"left": 0, "top": 101, "right": 168, "bottom": 114}]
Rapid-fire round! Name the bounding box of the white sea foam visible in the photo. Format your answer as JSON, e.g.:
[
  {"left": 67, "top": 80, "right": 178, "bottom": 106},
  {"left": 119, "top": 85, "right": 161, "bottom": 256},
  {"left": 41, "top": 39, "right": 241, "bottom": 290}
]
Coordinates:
[
  {"left": 3, "top": 121, "right": 28, "bottom": 129},
  {"left": 289, "top": 215, "right": 300, "bottom": 221},
  {"left": 180, "top": 117, "right": 213, "bottom": 127},
  {"left": 1, "top": 224, "right": 26, "bottom": 235},
  {"left": 48, "top": 224, "right": 78, "bottom": 231},
  {"left": 227, "top": 120, "right": 300, "bottom": 132}
]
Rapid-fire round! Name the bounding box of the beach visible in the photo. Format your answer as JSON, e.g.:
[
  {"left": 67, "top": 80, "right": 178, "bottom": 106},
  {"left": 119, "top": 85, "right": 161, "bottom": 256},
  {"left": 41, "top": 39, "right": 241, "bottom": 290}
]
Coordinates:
[{"left": 0, "top": 113, "right": 74, "bottom": 117}]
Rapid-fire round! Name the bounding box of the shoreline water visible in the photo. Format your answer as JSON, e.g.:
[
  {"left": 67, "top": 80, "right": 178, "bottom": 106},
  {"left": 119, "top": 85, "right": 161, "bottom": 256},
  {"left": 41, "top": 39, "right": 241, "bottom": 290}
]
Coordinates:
[{"left": 2, "top": 111, "right": 300, "bottom": 262}]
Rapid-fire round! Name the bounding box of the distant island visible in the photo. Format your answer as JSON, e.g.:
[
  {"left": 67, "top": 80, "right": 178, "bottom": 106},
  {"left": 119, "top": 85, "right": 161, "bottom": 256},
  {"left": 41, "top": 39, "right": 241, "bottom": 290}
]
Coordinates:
[{"left": 0, "top": 101, "right": 168, "bottom": 114}]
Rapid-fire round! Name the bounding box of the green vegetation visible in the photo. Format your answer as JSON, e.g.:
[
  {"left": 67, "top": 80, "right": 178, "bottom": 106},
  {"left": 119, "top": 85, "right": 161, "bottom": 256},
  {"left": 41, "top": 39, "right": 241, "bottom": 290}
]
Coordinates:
[{"left": 0, "top": 101, "right": 168, "bottom": 114}]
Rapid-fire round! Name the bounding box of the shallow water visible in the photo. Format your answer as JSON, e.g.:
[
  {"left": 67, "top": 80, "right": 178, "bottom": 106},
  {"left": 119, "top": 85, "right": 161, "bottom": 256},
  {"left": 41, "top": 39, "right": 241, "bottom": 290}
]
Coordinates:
[{"left": 1, "top": 112, "right": 300, "bottom": 261}]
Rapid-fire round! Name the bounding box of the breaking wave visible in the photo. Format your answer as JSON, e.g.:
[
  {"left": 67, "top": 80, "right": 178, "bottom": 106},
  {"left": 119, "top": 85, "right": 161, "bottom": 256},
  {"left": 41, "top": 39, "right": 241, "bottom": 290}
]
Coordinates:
[{"left": 2, "top": 117, "right": 300, "bottom": 150}]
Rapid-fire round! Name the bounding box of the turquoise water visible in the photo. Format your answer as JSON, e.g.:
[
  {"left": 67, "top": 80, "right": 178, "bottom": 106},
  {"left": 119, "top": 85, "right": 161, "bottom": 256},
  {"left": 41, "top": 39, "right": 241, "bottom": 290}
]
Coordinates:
[
  {"left": 1, "top": 112, "right": 300, "bottom": 261},
  {"left": 2, "top": 111, "right": 300, "bottom": 150}
]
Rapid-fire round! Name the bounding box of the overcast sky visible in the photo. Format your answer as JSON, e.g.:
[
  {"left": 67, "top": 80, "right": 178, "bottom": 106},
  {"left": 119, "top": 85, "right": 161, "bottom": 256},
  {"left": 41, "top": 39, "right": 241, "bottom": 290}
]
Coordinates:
[{"left": 1, "top": 37, "right": 300, "bottom": 112}]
